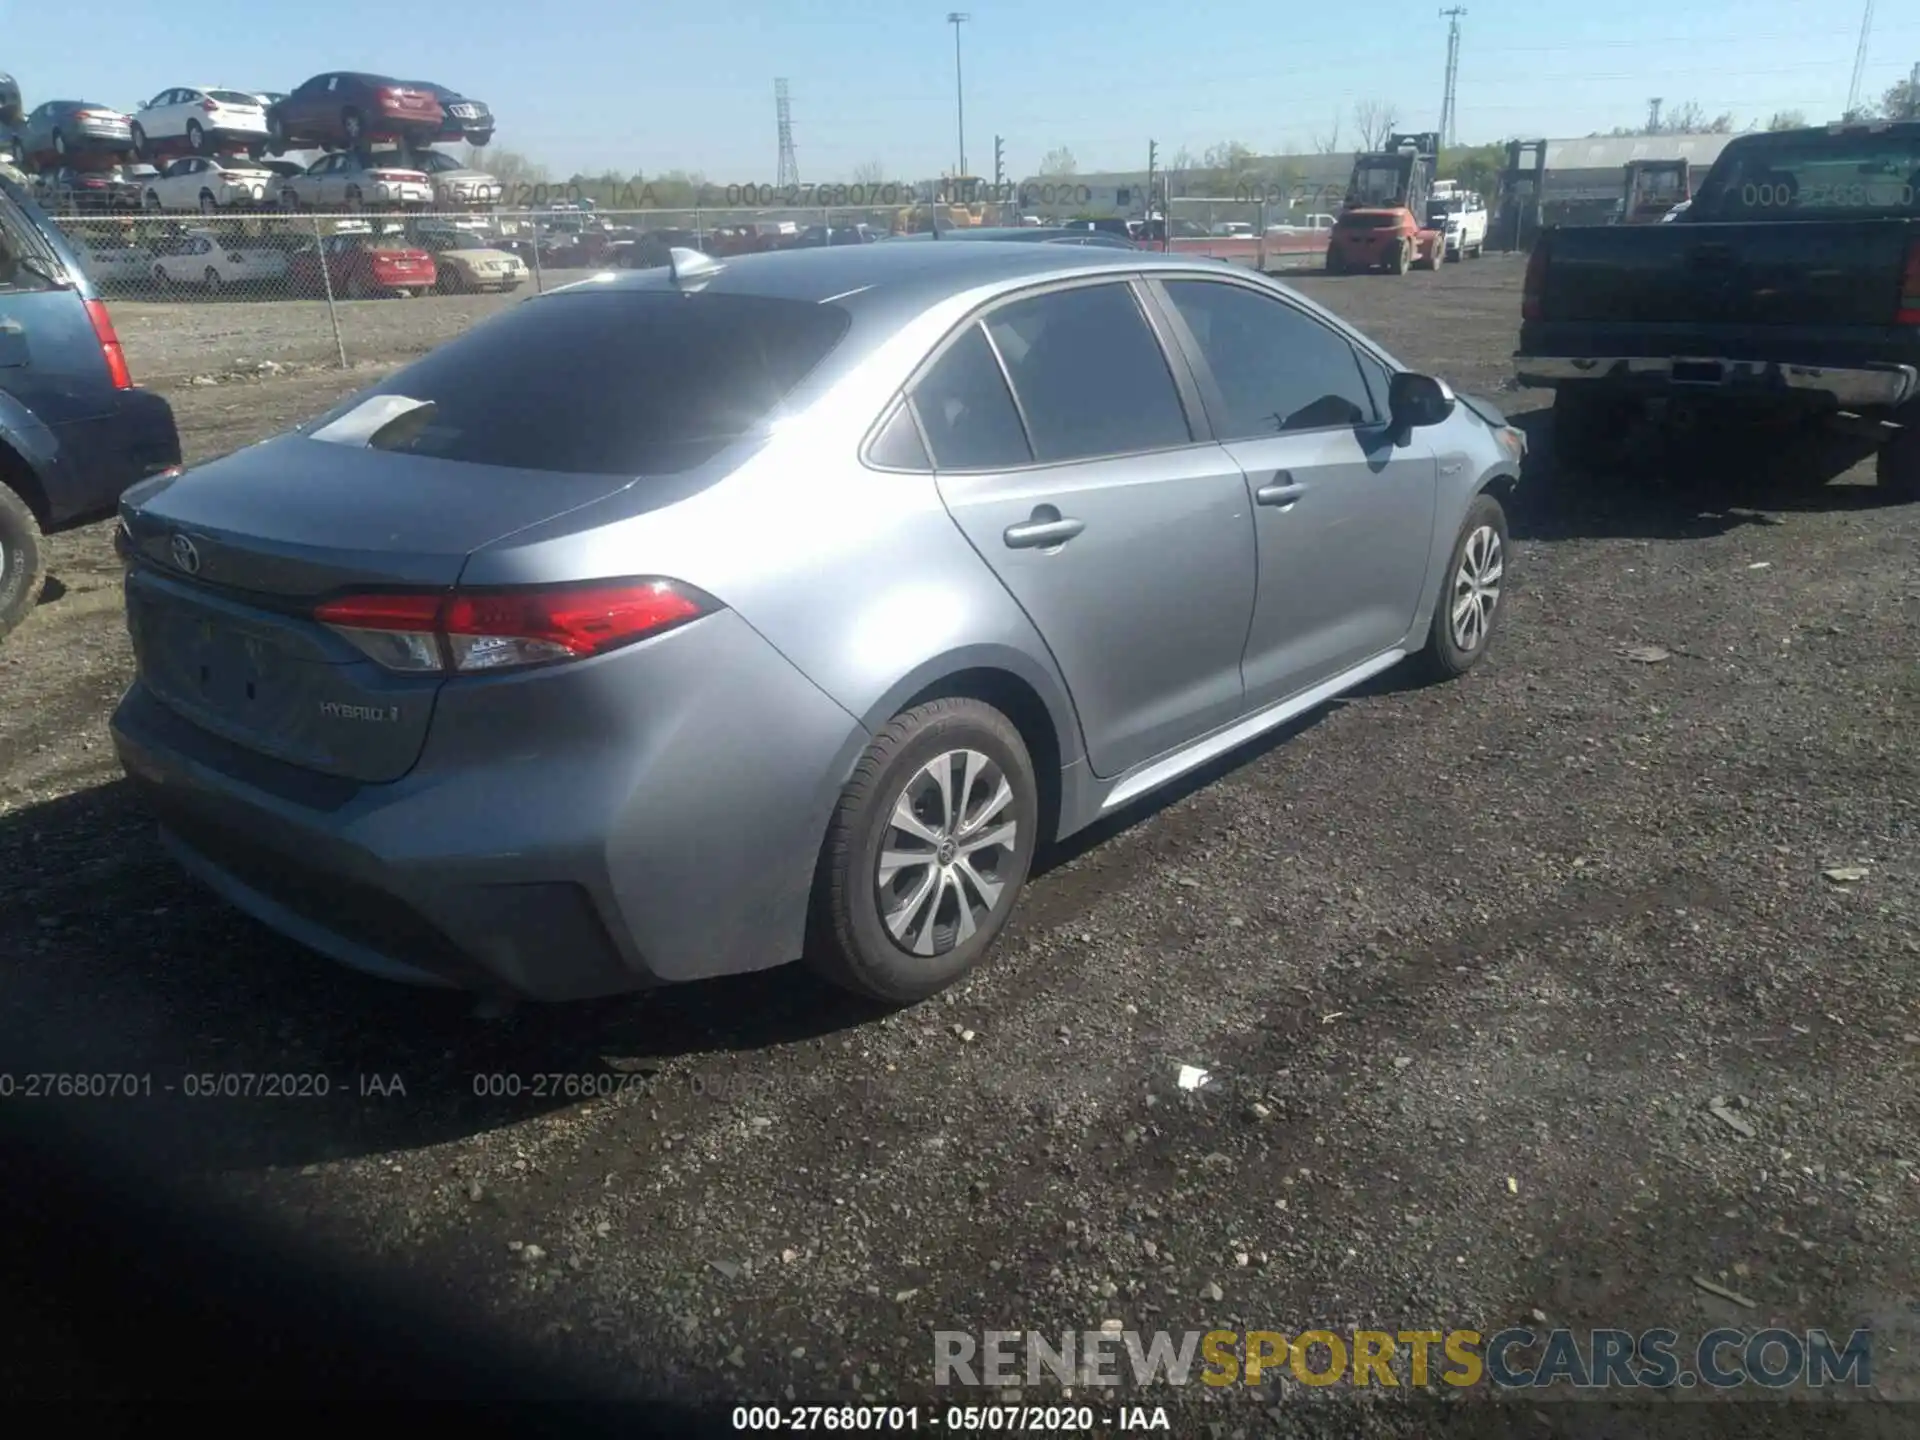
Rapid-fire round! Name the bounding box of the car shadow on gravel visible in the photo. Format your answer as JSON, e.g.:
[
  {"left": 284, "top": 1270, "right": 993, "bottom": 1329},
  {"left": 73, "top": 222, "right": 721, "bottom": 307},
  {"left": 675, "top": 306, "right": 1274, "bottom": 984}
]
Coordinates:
[{"left": 1506, "top": 406, "right": 1907, "bottom": 542}]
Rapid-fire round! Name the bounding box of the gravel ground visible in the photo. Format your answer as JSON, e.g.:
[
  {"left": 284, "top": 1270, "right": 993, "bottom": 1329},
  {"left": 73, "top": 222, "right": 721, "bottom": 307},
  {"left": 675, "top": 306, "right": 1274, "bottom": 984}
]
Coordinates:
[{"left": 4, "top": 256, "right": 1917, "bottom": 1433}]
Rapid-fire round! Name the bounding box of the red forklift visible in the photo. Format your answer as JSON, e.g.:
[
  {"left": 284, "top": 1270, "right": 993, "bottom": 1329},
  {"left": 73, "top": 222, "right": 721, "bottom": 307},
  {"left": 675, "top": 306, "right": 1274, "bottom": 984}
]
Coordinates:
[
  {"left": 1616, "top": 158, "right": 1691, "bottom": 224},
  {"left": 1324, "top": 131, "right": 1446, "bottom": 275}
]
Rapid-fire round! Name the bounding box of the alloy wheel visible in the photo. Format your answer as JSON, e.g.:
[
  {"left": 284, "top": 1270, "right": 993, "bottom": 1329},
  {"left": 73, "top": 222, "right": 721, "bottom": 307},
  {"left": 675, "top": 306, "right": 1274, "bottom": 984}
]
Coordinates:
[
  {"left": 1449, "top": 525, "right": 1504, "bottom": 653},
  {"left": 874, "top": 748, "right": 1019, "bottom": 959}
]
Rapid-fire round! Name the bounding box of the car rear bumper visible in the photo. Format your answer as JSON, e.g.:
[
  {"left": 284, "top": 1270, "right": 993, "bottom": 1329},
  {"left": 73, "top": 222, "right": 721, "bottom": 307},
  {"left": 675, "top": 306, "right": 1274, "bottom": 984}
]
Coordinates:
[
  {"left": 48, "top": 388, "right": 181, "bottom": 527},
  {"left": 109, "top": 608, "right": 869, "bottom": 1001},
  {"left": 1513, "top": 354, "right": 1920, "bottom": 411}
]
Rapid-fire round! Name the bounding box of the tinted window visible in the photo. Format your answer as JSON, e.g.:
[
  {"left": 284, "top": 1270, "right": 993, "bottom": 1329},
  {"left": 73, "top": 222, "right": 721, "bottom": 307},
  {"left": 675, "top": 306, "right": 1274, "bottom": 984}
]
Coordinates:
[
  {"left": 983, "top": 284, "right": 1190, "bottom": 463},
  {"left": 911, "top": 324, "right": 1031, "bottom": 470},
  {"left": 1695, "top": 135, "right": 1920, "bottom": 221},
  {"left": 320, "top": 292, "right": 851, "bottom": 476},
  {"left": 1354, "top": 347, "right": 1396, "bottom": 418},
  {"left": 868, "top": 399, "right": 931, "bottom": 471},
  {"left": 1161, "top": 280, "right": 1377, "bottom": 438},
  {"left": 208, "top": 90, "right": 261, "bottom": 106}
]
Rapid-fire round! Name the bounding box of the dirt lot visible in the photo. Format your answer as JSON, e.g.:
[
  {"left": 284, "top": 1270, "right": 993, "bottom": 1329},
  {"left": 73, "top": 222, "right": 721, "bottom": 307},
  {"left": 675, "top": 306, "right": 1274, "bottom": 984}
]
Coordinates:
[{"left": 4, "top": 256, "right": 1917, "bottom": 1433}]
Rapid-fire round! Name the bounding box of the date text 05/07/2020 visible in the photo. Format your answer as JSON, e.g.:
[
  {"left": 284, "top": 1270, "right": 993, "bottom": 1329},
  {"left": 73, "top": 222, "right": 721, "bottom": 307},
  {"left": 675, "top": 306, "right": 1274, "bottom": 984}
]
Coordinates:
[
  {"left": 496, "top": 181, "right": 1101, "bottom": 210},
  {"left": 730, "top": 1404, "right": 1171, "bottom": 1431}
]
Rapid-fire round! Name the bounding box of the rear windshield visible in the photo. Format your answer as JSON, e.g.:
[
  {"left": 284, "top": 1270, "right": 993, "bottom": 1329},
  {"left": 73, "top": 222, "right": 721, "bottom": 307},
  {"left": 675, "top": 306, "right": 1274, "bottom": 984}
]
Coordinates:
[
  {"left": 1695, "top": 136, "right": 1920, "bottom": 221},
  {"left": 208, "top": 90, "right": 262, "bottom": 106},
  {"left": 331, "top": 291, "right": 852, "bottom": 476}
]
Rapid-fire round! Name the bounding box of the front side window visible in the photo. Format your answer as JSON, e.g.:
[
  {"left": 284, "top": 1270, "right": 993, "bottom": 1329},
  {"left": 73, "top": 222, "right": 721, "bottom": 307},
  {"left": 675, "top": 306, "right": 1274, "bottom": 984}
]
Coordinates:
[{"left": 1160, "top": 280, "right": 1378, "bottom": 438}]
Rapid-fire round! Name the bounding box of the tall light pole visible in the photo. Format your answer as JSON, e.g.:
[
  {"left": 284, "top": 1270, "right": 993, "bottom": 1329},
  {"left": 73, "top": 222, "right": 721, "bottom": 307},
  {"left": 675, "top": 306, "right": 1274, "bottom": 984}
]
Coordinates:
[{"left": 948, "top": 12, "right": 970, "bottom": 179}]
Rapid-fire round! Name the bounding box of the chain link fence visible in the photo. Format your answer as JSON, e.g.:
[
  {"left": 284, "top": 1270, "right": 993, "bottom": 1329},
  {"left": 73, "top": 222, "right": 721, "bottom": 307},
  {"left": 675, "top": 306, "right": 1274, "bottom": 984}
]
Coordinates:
[
  {"left": 1158, "top": 196, "right": 1333, "bottom": 271},
  {"left": 45, "top": 207, "right": 914, "bottom": 382}
]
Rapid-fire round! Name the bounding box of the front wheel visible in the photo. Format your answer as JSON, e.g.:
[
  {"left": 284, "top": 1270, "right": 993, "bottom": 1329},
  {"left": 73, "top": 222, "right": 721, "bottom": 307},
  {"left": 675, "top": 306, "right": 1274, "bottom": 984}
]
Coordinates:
[
  {"left": 1391, "top": 240, "right": 1412, "bottom": 275},
  {"left": 807, "top": 698, "right": 1039, "bottom": 1005},
  {"left": 1412, "top": 492, "right": 1510, "bottom": 683},
  {"left": 0, "top": 481, "right": 47, "bottom": 643}
]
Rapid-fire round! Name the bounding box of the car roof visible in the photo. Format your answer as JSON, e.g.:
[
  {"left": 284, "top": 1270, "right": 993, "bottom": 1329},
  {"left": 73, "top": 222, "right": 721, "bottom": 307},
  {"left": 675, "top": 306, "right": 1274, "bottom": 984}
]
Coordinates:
[{"left": 550, "top": 242, "right": 1259, "bottom": 321}]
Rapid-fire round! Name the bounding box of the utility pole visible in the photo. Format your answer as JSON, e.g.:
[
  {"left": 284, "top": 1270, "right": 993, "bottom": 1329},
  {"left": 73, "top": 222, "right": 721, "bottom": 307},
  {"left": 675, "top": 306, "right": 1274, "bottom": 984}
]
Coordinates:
[
  {"left": 1846, "top": 0, "right": 1875, "bottom": 119},
  {"left": 1438, "top": 7, "right": 1466, "bottom": 152},
  {"left": 774, "top": 79, "right": 798, "bottom": 189},
  {"left": 1908, "top": 59, "right": 1919, "bottom": 118},
  {"left": 1646, "top": 97, "right": 1663, "bottom": 133},
  {"left": 947, "top": 13, "right": 970, "bottom": 179}
]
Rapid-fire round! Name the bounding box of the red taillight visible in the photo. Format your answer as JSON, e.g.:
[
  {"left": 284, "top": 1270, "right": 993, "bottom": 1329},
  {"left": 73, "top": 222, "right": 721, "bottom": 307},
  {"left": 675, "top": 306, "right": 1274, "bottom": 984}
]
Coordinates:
[
  {"left": 83, "top": 299, "right": 132, "bottom": 389},
  {"left": 201, "top": 98, "right": 218, "bottom": 112},
  {"left": 1898, "top": 239, "right": 1920, "bottom": 326},
  {"left": 378, "top": 87, "right": 403, "bottom": 105},
  {"left": 1522, "top": 244, "right": 1549, "bottom": 322},
  {"left": 314, "top": 579, "right": 715, "bottom": 674}
]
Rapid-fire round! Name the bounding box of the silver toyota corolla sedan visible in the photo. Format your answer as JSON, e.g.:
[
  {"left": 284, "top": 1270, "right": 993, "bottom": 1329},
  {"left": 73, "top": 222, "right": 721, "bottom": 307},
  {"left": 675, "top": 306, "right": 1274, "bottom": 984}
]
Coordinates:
[{"left": 110, "top": 243, "right": 1526, "bottom": 1005}]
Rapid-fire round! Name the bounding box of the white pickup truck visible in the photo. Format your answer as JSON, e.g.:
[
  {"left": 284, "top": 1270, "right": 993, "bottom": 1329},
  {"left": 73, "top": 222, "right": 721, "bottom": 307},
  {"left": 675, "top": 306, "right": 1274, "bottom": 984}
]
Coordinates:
[{"left": 1427, "top": 183, "right": 1488, "bottom": 260}]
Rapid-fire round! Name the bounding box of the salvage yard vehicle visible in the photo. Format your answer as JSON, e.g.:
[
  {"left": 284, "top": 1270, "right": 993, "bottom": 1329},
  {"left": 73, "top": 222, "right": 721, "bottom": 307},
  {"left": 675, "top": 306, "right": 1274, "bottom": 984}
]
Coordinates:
[
  {"left": 22, "top": 101, "right": 136, "bottom": 165},
  {"left": 417, "top": 226, "right": 526, "bottom": 292},
  {"left": 1515, "top": 119, "right": 1920, "bottom": 499},
  {"left": 287, "top": 229, "right": 434, "bottom": 297},
  {"left": 1326, "top": 132, "right": 1446, "bottom": 275},
  {"left": 130, "top": 87, "right": 271, "bottom": 158},
  {"left": 1427, "top": 182, "right": 1487, "bottom": 260},
  {"left": 277, "top": 152, "right": 432, "bottom": 211},
  {"left": 0, "top": 172, "right": 179, "bottom": 641},
  {"left": 372, "top": 148, "right": 501, "bottom": 208},
  {"left": 108, "top": 242, "right": 1523, "bottom": 1003},
  {"left": 1617, "top": 158, "right": 1691, "bottom": 224},
  {"left": 149, "top": 228, "right": 288, "bottom": 292},
  {"left": 74, "top": 234, "right": 155, "bottom": 289},
  {"left": 142, "top": 155, "right": 277, "bottom": 213},
  {"left": 266, "top": 74, "right": 443, "bottom": 153},
  {"left": 400, "top": 83, "right": 493, "bottom": 147}
]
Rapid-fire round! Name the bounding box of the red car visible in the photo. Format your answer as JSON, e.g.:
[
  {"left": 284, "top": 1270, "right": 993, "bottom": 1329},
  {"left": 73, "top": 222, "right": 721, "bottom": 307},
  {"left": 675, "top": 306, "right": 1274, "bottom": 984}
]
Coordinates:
[
  {"left": 289, "top": 231, "right": 436, "bottom": 298},
  {"left": 267, "top": 73, "right": 443, "bottom": 152}
]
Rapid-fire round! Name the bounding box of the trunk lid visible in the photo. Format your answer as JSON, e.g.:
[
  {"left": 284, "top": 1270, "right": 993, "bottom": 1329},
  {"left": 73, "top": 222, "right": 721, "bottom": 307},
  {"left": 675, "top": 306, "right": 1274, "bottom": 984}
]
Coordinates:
[
  {"left": 1538, "top": 219, "right": 1918, "bottom": 329},
  {"left": 119, "top": 434, "right": 636, "bottom": 783}
]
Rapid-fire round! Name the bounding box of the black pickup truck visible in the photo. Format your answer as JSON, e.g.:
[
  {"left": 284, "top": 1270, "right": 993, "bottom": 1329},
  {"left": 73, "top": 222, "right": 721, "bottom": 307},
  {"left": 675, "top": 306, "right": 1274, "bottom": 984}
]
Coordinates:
[{"left": 1514, "top": 120, "right": 1920, "bottom": 498}]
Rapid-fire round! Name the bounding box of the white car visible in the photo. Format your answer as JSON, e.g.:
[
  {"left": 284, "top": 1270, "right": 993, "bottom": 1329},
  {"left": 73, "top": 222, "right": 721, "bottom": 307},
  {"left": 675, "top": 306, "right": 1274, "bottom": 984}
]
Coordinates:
[
  {"left": 277, "top": 153, "right": 433, "bottom": 210},
  {"left": 130, "top": 87, "right": 270, "bottom": 157},
  {"left": 76, "top": 240, "right": 153, "bottom": 288},
  {"left": 142, "top": 155, "right": 277, "bottom": 213},
  {"left": 1210, "top": 221, "right": 1255, "bottom": 238},
  {"left": 375, "top": 148, "right": 501, "bottom": 208},
  {"left": 150, "top": 228, "right": 289, "bottom": 291}
]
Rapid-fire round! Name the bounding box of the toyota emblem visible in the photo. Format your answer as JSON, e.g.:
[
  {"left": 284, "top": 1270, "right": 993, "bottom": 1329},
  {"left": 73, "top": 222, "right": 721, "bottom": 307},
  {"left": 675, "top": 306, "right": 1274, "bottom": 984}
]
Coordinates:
[{"left": 169, "top": 533, "right": 201, "bottom": 575}]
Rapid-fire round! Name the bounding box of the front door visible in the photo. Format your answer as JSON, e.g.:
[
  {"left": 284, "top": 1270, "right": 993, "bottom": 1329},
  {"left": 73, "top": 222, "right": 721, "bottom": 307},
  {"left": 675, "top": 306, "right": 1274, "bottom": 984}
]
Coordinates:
[
  {"left": 916, "top": 281, "right": 1258, "bottom": 779},
  {"left": 1149, "top": 277, "right": 1439, "bottom": 704}
]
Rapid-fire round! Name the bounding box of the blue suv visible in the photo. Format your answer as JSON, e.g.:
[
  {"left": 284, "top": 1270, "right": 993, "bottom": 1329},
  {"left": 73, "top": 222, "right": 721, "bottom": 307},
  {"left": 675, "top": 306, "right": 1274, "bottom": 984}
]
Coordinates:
[{"left": 0, "top": 171, "right": 180, "bottom": 640}]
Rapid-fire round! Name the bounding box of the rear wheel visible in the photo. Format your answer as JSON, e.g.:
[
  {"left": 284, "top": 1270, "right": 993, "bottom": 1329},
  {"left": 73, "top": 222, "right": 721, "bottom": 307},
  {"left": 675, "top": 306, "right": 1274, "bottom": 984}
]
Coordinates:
[
  {"left": 203, "top": 266, "right": 222, "bottom": 293},
  {"left": 1391, "top": 239, "right": 1412, "bottom": 275},
  {"left": 342, "top": 108, "right": 364, "bottom": 145},
  {"left": 0, "top": 482, "right": 46, "bottom": 643},
  {"left": 807, "top": 698, "right": 1039, "bottom": 1005},
  {"left": 345, "top": 271, "right": 368, "bottom": 300},
  {"left": 1878, "top": 419, "right": 1920, "bottom": 501},
  {"left": 1412, "top": 492, "right": 1510, "bottom": 682},
  {"left": 186, "top": 119, "right": 207, "bottom": 154},
  {"left": 198, "top": 189, "right": 216, "bottom": 215}
]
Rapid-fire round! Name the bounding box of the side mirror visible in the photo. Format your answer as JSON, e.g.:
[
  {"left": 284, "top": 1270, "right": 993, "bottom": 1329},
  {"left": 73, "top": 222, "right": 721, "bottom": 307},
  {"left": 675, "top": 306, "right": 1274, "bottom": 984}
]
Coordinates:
[{"left": 1388, "top": 370, "right": 1456, "bottom": 432}]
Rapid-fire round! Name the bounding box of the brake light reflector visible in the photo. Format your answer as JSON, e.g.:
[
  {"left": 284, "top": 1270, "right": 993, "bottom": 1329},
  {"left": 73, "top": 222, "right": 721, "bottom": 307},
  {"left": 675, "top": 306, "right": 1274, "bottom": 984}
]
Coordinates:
[
  {"left": 1899, "top": 239, "right": 1920, "bottom": 326},
  {"left": 202, "top": 98, "right": 218, "bottom": 112},
  {"left": 1522, "top": 243, "right": 1549, "bottom": 322},
  {"left": 83, "top": 299, "right": 132, "bottom": 389},
  {"left": 314, "top": 579, "right": 716, "bottom": 674}
]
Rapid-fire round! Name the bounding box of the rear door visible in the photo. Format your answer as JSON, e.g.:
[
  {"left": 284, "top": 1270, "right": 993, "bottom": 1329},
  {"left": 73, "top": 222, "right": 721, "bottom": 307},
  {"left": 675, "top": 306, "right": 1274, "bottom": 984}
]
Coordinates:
[
  {"left": 922, "top": 278, "right": 1258, "bottom": 779},
  {"left": 1150, "top": 276, "right": 1437, "bottom": 703}
]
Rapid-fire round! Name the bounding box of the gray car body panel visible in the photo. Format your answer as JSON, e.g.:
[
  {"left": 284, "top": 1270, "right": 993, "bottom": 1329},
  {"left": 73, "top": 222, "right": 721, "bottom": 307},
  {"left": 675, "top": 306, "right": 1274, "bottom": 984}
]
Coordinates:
[{"left": 111, "top": 243, "right": 1518, "bottom": 997}]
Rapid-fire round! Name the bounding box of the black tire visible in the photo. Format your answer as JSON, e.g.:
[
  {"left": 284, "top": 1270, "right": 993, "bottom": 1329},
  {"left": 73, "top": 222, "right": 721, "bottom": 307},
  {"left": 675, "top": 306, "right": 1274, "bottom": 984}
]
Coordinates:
[
  {"left": 1324, "top": 247, "right": 1345, "bottom": 275},
  {"left": 51, "top": 130, "right": 66, "bottom": 157},
  {"left": 343, "top": 186, "right": 363, "bottom": 213},
  {"left": 807, "top": 698, "right": 1039, "bottom": 1005},
  {"left": 198, "top": 189, "right": 216, "bottom": 215},
  {"left": 468, "top": 128, "right": 493, "bottom": 148},
  {"left": 130, "top": 122, "right": 149, "bottom": 159},
  {"left": 0, "top": 481, "right": 46, "bottom": 643},
  {"left": 342, "top": 108, "right": 364, "bottom": 144},
  {"left": 203, "top": 266, "right": 221, "bottom": 294},
  {"left": 1412, "top": 491, "right": 1510, "bottom": 683},
  {"left": 1878, "top": 421, "right": 1920, "bottom": 501},
  {"left": 1391, "top": 240, "right": 1412, "bottom": 275},
  {"left": 186, "top": 120, "right": 207, "bottom": 154}
]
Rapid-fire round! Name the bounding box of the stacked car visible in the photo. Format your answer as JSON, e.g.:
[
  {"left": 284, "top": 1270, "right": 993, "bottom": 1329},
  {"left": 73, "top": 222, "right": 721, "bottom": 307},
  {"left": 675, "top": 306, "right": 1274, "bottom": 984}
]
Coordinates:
[{"left": 4, "top": 71, "right": 499, "bottom": 216}]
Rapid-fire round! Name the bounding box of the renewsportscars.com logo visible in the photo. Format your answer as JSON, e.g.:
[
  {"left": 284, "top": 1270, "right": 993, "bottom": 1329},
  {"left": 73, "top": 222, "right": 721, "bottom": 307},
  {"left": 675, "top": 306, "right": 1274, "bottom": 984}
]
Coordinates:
[{"left": 935, "top": 1327, "right": 1875, "bottom": 1391}]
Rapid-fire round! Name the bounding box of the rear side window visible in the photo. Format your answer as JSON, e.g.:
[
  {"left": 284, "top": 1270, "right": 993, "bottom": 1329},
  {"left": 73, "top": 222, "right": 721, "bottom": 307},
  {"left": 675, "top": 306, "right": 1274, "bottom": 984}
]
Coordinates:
[
  {"left": 983, "top": 283, "right": 1191, "bottom": 463},
  {"left": 321, "top": 290, "right": 851, "bottom": 476},
  {"left": 911, "top": 324, "right": 1032, "bottom": 470},
  {"left": 1696, "top": 136, "right": 1920, "bottom": 221}
]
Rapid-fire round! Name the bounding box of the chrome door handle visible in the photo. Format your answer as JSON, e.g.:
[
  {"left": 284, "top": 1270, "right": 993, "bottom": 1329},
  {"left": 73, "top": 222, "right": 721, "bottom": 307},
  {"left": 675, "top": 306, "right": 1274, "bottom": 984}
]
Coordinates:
[
  {"left": 1255, "top": 477, "right": 1307, "bottom": 506},
  {"left": 1004, "top": 510, "right": 1085, "bottom": 549}
]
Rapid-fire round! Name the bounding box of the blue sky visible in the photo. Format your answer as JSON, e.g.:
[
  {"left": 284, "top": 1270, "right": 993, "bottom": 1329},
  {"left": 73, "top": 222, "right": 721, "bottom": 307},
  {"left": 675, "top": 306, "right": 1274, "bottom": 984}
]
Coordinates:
[{"left": 8, "top": 1, "right": 1918, "bottom": 179}]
